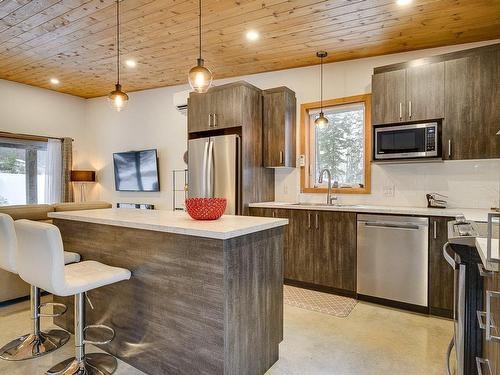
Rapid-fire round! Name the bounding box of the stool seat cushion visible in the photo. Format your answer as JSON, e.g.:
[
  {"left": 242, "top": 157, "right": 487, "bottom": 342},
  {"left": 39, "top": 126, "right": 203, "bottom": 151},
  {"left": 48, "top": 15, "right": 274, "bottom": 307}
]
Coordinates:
[
  {"left": 62, "top": 261, "right": 131, "bottom": 296},
  {"left": 64, "top": 251, "right": 81, "bottom": 265}
]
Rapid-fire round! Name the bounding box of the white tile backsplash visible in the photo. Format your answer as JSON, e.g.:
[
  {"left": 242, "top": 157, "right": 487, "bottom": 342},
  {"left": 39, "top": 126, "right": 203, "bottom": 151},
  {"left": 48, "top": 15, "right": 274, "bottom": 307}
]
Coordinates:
[{"left": 275, "top": 159, "right": 500, "bottom": 209}]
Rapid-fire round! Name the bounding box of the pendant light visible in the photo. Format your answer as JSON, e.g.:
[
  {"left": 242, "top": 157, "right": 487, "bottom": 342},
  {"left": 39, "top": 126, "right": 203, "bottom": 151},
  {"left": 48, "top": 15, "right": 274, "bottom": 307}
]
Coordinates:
[
  {"left": 188, "top": 0, "right": 213, "bottom": 93},
  {"left": 315, "top": 51, "right": 328, "bottom": 126},
  {"left": 108, "top": 0, "right": 129, "bottom": 112}
]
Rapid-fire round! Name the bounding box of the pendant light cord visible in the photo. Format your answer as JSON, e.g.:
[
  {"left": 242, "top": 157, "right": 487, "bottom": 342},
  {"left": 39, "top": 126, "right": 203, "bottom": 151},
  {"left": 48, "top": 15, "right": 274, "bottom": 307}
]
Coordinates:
[
  {"left": 198, "top": 0, "right": 202, "bottom": 60},
  {"left": 320, "top": 55, "right": 323, "bottom": 112},
  {"left": 116, "top": 0, "right": 120, "bottom": 85}
]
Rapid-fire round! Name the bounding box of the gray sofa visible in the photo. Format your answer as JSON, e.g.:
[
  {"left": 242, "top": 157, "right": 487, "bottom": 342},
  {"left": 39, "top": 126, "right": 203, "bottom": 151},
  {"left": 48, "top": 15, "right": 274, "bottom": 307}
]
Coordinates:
[{"left": 0, "top": 201, "right": 112, "bottom": 303}]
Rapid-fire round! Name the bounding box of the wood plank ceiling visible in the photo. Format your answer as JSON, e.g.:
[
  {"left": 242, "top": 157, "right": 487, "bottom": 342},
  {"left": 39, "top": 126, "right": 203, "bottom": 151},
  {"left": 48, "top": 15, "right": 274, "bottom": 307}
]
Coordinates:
[{"left": 0, "top": 0, "right": 499, "bottom": 98}]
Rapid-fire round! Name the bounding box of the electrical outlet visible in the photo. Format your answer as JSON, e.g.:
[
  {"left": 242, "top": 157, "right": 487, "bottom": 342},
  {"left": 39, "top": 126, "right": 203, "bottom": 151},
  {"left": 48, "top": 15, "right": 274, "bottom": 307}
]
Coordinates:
[
  {"left": 298, "top": 154, "right": 306, "bottom": 167},
  {"left": 383, "top": 184, "right": 395, "bottom": 197}
]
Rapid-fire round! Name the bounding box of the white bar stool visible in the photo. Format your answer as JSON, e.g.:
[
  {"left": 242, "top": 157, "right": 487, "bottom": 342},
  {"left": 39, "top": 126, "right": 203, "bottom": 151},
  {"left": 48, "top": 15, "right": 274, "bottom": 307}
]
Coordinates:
[
  {"left": 0, "top": 213, "right": 80, "bottom": 361},
  {"left": 15, "top": 219, "right": 131, "bottom": 375}
]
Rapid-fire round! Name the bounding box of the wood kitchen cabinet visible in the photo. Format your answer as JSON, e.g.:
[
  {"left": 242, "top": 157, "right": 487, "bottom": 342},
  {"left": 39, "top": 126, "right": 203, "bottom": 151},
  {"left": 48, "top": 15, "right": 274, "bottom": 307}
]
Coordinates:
[
  {"left": 313, "top": 211, "right": 356, "bottom": 292},
  {"left": 406, "top": 62, "right": 445, "bottom": 122},
  {"left": 372, "top": 69, "right": 406, "bottom": 125},
  {"left": 188, "top": 81, "right": 261, "bottom": 133},
  {"left": 262, "top": 87, "right": 296, "bottom": 168},
  {"left": 249, "top": 207, "right": 356, "bottom": 294},
  {"left": 443, "top": 47, "right": 500, "bottom": 160},
  {"left": 372, "top": 63, "right": 444, "bottom": 125},
  {"left": 428, "top": 216, "right": 454, "bottom": 318}
]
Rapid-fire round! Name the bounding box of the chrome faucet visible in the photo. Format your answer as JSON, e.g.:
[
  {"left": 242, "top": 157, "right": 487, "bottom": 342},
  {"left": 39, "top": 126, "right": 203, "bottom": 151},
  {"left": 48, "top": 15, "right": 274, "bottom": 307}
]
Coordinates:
[{"left": 318, "top": 169, "right": 338, "bottom": 205}]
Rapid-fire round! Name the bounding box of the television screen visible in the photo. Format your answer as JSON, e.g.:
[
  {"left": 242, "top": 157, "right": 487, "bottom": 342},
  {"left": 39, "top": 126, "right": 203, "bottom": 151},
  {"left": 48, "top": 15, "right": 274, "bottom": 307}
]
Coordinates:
[{"left": 113, "top": 149, "right": 160, "bottom": 192}]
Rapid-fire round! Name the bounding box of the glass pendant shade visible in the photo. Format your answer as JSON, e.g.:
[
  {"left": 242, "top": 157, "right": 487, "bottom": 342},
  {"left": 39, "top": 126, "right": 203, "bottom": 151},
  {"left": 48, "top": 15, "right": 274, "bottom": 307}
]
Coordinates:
[
  {"left": 108, "top": 84, "right": 129, "bottom": 112},
  {"left": 189, "top": 58, "right": 213, "bottom": 93},
  {"left": 315, "top": 112, "right": 328, "bottom": 126}
]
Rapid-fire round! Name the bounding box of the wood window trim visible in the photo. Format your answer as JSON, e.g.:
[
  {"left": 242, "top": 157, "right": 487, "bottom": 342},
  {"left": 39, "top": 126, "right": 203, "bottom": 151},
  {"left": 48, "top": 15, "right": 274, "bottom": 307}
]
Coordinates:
[{"left": 300, "top": 94, "right": 372, "bottom": 194}]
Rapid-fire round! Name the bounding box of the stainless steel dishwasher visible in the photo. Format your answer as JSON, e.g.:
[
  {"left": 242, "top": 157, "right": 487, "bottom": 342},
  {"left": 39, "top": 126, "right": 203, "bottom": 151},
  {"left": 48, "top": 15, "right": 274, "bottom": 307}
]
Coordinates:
[{"left": 357, "top": 214, "right": 429, "bottom": 307}]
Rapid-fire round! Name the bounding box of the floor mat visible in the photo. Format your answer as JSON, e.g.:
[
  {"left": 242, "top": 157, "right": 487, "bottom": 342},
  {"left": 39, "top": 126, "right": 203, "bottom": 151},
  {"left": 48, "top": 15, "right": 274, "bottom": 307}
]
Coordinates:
[{"left": 284, "top": 285, "right": 357, "bottom": 318}]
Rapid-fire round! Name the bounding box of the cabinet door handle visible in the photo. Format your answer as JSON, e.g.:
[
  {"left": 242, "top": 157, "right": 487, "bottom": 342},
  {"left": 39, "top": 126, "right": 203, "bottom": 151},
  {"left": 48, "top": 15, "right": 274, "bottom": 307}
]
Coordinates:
[
  {"left": 208, "top": 113, "right": 212, "bottom": 127},
  {"left": 272, "top": 210, "right": 276, "bottom": 218},
  {"left": 486, "top": 290, "right": 500, "bottom": 342},
  {"left": 433, "top": 221, "right": 437, "bottom": 239},
  {"left": 448, "top": 139, "right": 452, "bottom": 158},
  {"left": 279, "top": 151, "right": 284, "bottom": 165},
  {"left": 315, "top": 213, "right": 319, "bottom": 229},
  {"left": 307, "top": 213, "right": 311, "bottom": 229},
  {"left": 399, "top": 102, "right": 403, "bottom": 120},
  {"left": 476, "top": 357, "right": 493, "bottom": 375},
  {"left": 408, "top": 100, "right": 412, "bottom": 119},
  {"left": 212, "top": 113, "right": 217, "bottom": 127}
]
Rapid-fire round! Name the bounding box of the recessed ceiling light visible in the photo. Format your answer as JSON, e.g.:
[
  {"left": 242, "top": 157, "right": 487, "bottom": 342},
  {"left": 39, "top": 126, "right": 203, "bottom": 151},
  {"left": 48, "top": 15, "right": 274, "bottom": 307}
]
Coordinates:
[
  {"left": 125, "top": 59, "right": 137, "bottom": 68},
  {"left": 246, "top": 30, "right": 259, "bottom": 41},
  {"left": 50, "top": 78, "right": 60, "bottom": 85},
  {"left": 396, "top": 0, "right": 412, "bottom": 5}
]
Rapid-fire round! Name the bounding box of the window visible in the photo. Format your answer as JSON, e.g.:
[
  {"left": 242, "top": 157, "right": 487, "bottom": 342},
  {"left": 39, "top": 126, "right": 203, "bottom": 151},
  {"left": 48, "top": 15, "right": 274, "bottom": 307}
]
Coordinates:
[
  {"left": 0, "top": 137, "right": 48, "bottom": 205},
  {"left": 300, "top": 94, "right": 371, "bottom": 194}
]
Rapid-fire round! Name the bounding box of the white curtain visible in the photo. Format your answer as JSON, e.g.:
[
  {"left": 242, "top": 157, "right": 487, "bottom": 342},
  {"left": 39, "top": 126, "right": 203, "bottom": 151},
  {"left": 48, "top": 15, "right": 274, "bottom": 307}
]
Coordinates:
[{"left": 44, "top": 139, "right": 62, "bottom": 204}]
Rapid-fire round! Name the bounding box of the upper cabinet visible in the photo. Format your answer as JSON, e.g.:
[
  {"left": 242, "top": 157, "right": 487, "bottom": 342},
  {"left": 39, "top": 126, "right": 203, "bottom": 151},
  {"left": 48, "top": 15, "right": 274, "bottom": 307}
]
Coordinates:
[
  {"left": 443, "top": 48, "right": 500, "bottom": 160},
  {"left": 262, "top": 87, "right": 297, "bottom": 168},
  {"left": 372, "top": 69, "right": 406, "bottom": 125},
  {"left": 406, "top": 62, "right": 445, "bottom": 122},
  {"left": 188, "top": 82, "right": 261, "bottom": 133},
  {"left": 372, "top": 63, "right": 444, "bottom": 125},
  {"left": 372, "top": 43, "right": 500, "bottom": 160}
]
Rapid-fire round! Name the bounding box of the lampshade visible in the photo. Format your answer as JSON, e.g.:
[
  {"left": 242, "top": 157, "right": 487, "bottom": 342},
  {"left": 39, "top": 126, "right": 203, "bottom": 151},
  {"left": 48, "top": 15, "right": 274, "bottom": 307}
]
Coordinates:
[
  {"left": 315, "top": 112, "right": 328, "bottom": 126},
  {"left": 188, "top": 59, "right": 213, "bottom": 93},
  {"left": 71, "top": 170, "right": 96, "bottom": 182},
  {"left": 108, "top": 84, "right": 129, "bottom": 112}
]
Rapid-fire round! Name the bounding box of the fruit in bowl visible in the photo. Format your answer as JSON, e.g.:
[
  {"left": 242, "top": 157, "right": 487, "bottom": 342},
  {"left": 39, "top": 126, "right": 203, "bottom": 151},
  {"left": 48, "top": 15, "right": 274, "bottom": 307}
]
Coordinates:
[{"left": 185, "top": 198, "right": 227, "bottom": 220}]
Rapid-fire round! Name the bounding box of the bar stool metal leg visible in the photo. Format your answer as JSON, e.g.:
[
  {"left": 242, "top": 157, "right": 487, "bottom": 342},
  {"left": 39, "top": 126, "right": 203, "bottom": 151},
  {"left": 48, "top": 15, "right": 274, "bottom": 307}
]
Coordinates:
[
  {"left": 46, "top": 293, "right": 117, "bottom": 375},
  {"left": 0, "top": 286, "right": 70, "bottom": 361}
]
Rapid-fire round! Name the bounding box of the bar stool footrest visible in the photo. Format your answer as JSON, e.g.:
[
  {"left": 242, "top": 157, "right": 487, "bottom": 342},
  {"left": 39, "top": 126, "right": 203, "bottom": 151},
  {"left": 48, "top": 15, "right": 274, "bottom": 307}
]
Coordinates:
[
  {"left": 38, "top": 302, "right": 68, "bottom": 318},
  {"left": 83, "top": 324, "right": 115, "bottom": 345}
]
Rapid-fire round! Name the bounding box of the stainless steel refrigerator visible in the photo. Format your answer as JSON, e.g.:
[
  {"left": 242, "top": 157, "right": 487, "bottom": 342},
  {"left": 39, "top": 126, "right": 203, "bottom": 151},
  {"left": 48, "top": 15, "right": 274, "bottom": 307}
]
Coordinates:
[{"left": 188, "top": 134, "right": 241, "bottom": 215}]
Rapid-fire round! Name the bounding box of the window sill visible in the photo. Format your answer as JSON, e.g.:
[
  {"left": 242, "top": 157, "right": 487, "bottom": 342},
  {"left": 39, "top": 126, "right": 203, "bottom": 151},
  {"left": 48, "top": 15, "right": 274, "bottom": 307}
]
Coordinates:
[{"left": 301, "top": 187, "right": 371, "bottom": 195}]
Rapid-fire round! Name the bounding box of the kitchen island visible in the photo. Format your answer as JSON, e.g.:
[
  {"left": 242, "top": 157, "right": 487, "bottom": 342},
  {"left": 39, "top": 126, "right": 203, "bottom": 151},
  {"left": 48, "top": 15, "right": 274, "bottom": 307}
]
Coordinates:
[{"left": 48, "top": 208, "right": 288, "bottom": 375}]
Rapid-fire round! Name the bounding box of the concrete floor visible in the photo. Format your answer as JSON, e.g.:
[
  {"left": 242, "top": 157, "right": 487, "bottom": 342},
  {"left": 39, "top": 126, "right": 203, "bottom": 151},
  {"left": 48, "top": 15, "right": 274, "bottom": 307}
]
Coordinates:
[{"left": 0, "top": 296, "right": 453, "bottom": 375}]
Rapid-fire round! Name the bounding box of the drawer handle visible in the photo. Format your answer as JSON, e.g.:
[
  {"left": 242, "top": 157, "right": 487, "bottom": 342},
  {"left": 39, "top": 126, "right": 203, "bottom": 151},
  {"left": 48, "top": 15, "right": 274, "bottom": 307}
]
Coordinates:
[
  {"left": 486, "top": 290, "right": 500, "bottom": 342},
  {"left": 476, "top": 357, "right": 493, "bottom": 375},
  {"left": 478, "top": 310, "right": 487, "bottom": 330}
]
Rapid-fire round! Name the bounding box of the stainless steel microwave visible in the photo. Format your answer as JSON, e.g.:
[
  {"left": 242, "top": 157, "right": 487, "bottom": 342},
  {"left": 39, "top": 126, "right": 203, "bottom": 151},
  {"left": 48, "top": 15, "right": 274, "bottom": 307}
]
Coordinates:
[{"left": 374, "top": 122, "right": 440, "bottom": 160}]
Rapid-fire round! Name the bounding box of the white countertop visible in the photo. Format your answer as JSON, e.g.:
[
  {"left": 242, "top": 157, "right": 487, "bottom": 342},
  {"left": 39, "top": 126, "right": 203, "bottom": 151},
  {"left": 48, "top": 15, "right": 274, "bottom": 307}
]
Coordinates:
[
  {"left": 48, "top": 208, "right": 288, "bottom": 240},
  {"left": 249, "top": 202, "right": 494, "bottom": 222}
]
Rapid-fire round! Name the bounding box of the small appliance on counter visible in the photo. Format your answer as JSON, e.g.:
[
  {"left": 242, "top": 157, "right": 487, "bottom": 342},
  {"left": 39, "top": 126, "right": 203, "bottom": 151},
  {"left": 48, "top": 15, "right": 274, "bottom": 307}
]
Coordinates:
[{"left": 426, "top": 193, "right": 448, "bottom": 208}]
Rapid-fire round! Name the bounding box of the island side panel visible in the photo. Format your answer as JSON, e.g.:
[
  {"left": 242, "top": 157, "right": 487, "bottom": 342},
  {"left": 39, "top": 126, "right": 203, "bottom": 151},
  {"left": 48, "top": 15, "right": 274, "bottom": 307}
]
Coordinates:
[
  {"left": 224, "top": 227, "right": 284, "bottom": 375},
  {"left": 53, "top": 219, "right": 225, "bottom": 375}
]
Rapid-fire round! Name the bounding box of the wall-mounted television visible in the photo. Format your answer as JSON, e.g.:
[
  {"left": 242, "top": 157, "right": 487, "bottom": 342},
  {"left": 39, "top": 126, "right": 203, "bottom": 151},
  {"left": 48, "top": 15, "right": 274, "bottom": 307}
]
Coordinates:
[{"left": 113, "top": 149, "right": 160, "bottom": 192}]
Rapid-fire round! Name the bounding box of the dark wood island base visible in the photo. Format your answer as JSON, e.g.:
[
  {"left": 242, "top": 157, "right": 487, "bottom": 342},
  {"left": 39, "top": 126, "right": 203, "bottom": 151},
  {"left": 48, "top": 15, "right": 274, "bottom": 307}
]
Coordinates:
[{"left": 52, "top": 219, "right": 284, "bottom": 375}]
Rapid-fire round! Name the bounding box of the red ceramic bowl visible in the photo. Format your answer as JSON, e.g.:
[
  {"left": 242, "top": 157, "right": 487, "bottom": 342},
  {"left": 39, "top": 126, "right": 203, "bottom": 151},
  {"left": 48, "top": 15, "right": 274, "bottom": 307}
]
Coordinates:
[{"left": 185, "top": 198, "right": 227, "bottom": 220}]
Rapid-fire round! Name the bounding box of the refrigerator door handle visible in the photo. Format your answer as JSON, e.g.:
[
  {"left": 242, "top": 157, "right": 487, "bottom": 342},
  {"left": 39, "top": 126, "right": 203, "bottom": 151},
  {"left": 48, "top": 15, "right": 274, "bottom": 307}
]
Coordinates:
[
  {"left": 207, "top": 140, "right": 214, "bottom": 197},
  {"left": 201, "top": 140, "right": 209, "bottom": 197}
]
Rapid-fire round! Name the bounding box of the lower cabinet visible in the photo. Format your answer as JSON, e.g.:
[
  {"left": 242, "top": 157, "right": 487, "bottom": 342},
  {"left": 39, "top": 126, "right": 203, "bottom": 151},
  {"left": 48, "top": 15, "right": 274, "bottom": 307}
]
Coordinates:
[
  {"left": 249, "top": 207, "right": 356, "bottom": 294},
  {"left": 428, "top": 216, "right": 454, "bottom": 318}
]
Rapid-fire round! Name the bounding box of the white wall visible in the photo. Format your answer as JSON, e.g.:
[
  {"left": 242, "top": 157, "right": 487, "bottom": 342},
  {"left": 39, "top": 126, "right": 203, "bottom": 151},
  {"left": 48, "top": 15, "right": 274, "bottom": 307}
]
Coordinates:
[
  {"left": 0, "top": 79, "right": 87, "bottom": 168},
  {"left": 82, "top": 39, "right": 500, "bottom": 209},
  {"left": 83, "top": 86, "right": 189, "bottom": 209}
]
